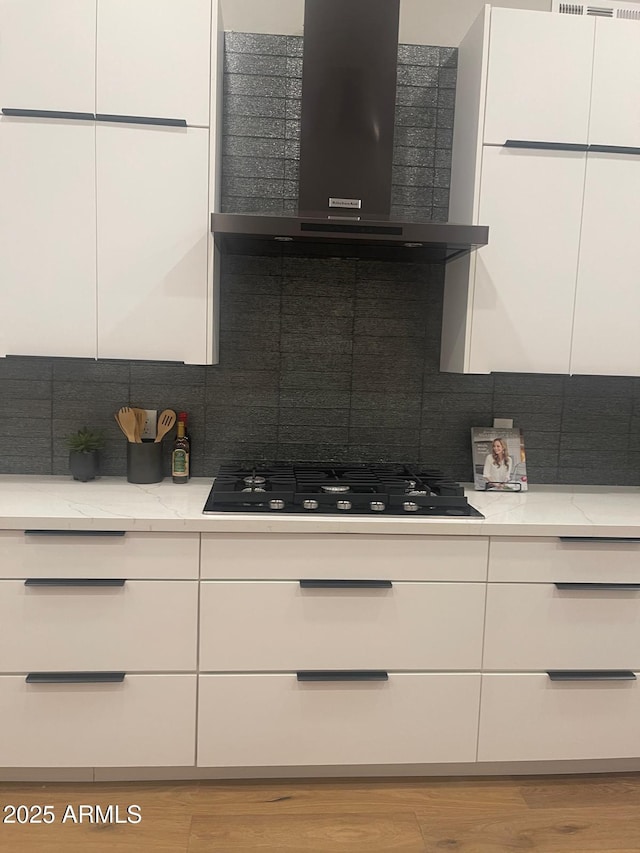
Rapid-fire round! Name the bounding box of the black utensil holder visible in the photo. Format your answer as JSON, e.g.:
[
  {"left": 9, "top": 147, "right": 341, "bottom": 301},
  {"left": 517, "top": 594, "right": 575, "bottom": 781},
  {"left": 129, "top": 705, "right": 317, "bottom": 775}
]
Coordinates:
[{"left": 127, "top": 441, "right": 163, "bottom": 484}]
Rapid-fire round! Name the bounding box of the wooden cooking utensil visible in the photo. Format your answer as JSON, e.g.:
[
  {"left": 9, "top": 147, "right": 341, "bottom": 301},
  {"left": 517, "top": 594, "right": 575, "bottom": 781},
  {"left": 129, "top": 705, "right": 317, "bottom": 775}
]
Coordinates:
[
  {"left": 116, "top": 407, "right": 138, "bottom": 443},
  {"left": 131, "top": 407, "right": 146, "bottom": 443},
  {"left": 154, "top": 409, "right": 176, "bottom": 443},
  {"left": 114, "top": 412, "right": 129, "bottom": 439}
]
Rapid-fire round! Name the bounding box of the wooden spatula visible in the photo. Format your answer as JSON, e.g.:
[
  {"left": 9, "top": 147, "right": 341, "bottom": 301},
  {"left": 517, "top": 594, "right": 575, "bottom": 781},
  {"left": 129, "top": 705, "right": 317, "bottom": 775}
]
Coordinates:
[
  {"left": 131, "top": 407, "right": 146, "bottom": 443},
  {"left": 155, "top": 409, "right": 176, "bottom": 443}
]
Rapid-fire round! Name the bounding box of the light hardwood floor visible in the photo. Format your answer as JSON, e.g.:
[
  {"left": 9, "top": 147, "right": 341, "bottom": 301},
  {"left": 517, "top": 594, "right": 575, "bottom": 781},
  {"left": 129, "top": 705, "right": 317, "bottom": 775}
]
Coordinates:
[{"left": 2, "top": 774, "right": 640, "bottom": 851}]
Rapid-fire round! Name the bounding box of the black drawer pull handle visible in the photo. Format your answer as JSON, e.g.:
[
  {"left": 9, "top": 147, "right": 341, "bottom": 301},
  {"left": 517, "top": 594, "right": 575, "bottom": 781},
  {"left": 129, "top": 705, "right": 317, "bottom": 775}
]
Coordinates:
[
  {"left": 2, "top": 107, "right": 95, "bottom": 121},
  {"left": 95, "top": 113, "right": 187, "bottom": 127},
  {"left": 589, "top": 144, "right": 640, "bottom": 156},
  {"left": 555, "top": 582, "right": 640, "bottom": 591},
  {"left": 296, "top": 670, "right": 389, "bottom": 682},
  {"left": 24, "top": 530, "right": 126, "bottom": 537},
  {"left": 547, "top": 670, "right": 636, "bottom": 682},
  {"left": 559, "top": 537, "right": 640, "bottom": 543},
  {"left": 299, "top": 579, "right": 392, "bottom": 589},
  {"left": 25, "top": 578, "right": 126, "bottom": 587},
  {"left": 26, "top": 672, "right": 126, "bottom": 684},
  {"left": 504, "top": 139, "right": 588, "bottom": 151}
]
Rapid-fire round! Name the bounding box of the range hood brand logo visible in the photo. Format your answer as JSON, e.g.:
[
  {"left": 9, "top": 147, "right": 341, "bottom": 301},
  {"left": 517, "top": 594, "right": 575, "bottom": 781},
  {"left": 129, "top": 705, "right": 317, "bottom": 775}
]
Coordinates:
[{"left": 329, "top": 197, "right": 362, "bottom": 209}]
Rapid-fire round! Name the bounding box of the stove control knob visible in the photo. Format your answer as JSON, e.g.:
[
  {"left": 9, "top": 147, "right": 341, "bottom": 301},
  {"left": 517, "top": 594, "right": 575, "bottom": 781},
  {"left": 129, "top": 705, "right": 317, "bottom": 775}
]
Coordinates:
[
  {"left": 303, "top": 499, "right": 319, "bottom": 510},
  {"left": 336, "top": 500, "right": 352, "bottom": 510},
  {"left": 403, "top": 501, "right": 419, "bottom": 512},
  {"left": 269, "top": 499, "right": 285, "bottom": 510},
  {"left": 370, "top": 501, "right": 386, "bottom": 512}
]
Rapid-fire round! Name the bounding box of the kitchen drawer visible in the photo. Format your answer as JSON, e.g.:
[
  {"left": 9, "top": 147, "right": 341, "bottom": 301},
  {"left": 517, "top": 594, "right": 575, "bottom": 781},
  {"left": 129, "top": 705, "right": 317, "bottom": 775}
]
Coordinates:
[
  {"left": 200, "top": 581, "right": 485, "bottom": 671},
  {"left": 0, "top": 580, "right": 197, "bottom": 672},
  {"left": 478, "top": 673, "right": 640, "bottom": 762},
  {"left": 201, "top": 534, "right": 488, "bottom": 581},
  {"left": 0, "top": 674, "right": 196, "bottom": 767},
  {"left": 484, "top": 582, "right": 640, "bottom": 670},
  {"left": 198, "top": 673, "right": 481, "bottom": 767},
  {"left": 489, "top": 536, "right": 640, "bottom": 583},
  {"left": 0, "top": 530, "right": 199, "bottom": 579}
]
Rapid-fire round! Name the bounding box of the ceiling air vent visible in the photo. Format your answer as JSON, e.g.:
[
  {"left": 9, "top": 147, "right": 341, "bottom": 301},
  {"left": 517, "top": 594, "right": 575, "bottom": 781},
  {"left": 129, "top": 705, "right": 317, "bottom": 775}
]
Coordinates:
[
  {"left": 557, "top": 3, "right": 585, "bottom": 12},
  {"left": 553, "top": 0, "right": 640, "bottom": 16}
]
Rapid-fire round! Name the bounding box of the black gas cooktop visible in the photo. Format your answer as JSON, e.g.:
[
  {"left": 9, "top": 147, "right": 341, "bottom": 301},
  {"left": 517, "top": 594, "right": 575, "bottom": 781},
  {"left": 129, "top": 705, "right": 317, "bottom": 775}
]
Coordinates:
[{"left": 203, "top": 462, "right": 483, "bottom": 518}]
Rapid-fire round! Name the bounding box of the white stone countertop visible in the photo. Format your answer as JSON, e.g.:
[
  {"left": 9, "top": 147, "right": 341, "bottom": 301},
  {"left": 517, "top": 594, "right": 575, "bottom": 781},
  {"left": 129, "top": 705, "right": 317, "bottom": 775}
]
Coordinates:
[{"left": 0, "top": 475, "right": 639, "bottom": 536}]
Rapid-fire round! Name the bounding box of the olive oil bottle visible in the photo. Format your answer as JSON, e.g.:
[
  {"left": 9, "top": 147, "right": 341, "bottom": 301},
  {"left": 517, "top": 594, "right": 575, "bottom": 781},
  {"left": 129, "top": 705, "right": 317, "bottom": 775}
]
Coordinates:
[{"left": 171, "top": 420, "right": 189, "bottom": 484}]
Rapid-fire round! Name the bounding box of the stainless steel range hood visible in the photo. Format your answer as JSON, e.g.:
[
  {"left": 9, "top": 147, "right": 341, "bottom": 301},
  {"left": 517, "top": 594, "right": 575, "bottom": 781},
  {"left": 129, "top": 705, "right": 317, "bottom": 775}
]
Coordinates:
[{"left": 211, "top": 0, "right": 488, "bottom": 263}]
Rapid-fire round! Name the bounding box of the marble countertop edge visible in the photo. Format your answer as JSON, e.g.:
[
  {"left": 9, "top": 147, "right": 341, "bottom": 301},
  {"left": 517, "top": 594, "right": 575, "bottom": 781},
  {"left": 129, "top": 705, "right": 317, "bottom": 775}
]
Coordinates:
[{"left": 0, "top": 476, "right": 638, "bottom": 536}]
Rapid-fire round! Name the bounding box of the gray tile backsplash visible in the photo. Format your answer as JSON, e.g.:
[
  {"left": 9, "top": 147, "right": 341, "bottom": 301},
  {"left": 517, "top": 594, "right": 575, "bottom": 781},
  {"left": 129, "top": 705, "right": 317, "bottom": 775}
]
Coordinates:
[
  {"left": 2, "top": 33, "right": 639, "bottom": 486},
  {"left": 220, "top": 33, "right": 453, "bottom": 222}
]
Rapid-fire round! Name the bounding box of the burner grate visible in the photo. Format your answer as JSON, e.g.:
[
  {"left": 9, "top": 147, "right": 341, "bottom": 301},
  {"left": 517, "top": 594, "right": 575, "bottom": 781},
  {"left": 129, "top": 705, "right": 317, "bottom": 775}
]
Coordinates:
[{"left": 204, "top": 461, "right": 483, "bottom": 517}]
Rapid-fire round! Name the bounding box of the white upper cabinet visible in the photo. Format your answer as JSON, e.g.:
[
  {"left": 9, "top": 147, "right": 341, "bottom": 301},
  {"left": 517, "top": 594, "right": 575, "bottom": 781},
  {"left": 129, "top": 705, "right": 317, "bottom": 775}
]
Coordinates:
[
  {"left": 0, "top": 118, "right": 96, "bottom": 358},
  {"left": 96, "top": 124, "right": 210, "bottom": 363},
  {"left": 0, "top": 0, "right": 96, "bottom": 114},
  {"left": 96, "top": 0, "right": 212, "bottom": 126},
  {"left": 589, "top": 18, "right": 640, "bottom": 149},
  {"left": 469, "top": 146, "right": 585, "bottom": 374},
  {"left": 570, "top": 153, "right": 640, "bottom": 377},
  {"left": 483, "top": 9, "right": 594, "bottom": 146}
]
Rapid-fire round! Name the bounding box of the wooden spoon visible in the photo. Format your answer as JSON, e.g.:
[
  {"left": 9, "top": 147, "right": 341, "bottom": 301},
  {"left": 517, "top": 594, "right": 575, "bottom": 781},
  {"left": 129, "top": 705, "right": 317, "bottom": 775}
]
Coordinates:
[
  {"left": 117, "top": 407, "right": 138, "bottom": 443},
  {"left": 154, "top": 409, "right": 176, "bottom": 443}
]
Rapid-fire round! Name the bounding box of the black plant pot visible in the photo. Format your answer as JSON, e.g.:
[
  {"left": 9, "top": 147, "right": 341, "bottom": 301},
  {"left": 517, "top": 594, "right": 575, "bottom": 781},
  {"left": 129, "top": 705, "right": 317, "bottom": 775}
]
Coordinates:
[{"left": 69, "top": 451, "right": 98, "bottom": 482}]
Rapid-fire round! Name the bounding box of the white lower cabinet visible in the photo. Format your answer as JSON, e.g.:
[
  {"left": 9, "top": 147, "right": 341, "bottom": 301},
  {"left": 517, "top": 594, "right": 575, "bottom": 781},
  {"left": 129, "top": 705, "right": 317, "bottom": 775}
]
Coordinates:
[
  {"left": 198, "top": 673, "right": 481, "bottom": 767},
  {"left": 0, "top": 530, "right": 200, "bottom": 580},
  {"left": 200, "top": 581, "right": 485, "bottom": 671},
  {"left": 5, "top": 527, "right": 640, "bottom": 773},
  {"left": 488, "top": 536, "right": 640, "bottom": 584},
  {"left": 0, "top": 674, "right": 197, "bottom": 767},
  {"left": 478, "top": 674, "right": 640, "bottom": 762},
  {"left": 0, "top": 580, "right": 197, "bottom": 672},
  {"left": 200, "top": 534, "right": 488, "bottom": 581},
  {"left": 484, "top": 583, "right": 640, "bottom": 671}
]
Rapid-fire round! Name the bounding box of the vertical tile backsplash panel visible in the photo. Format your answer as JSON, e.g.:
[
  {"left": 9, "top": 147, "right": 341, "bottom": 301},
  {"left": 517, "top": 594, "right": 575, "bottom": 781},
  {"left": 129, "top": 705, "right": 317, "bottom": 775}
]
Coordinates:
[
  {"left": 1, "top": 33, "right": 639, "bottom": 485},
  {"left": 221, "top": 33, "right": 455, "bottom": 221}
]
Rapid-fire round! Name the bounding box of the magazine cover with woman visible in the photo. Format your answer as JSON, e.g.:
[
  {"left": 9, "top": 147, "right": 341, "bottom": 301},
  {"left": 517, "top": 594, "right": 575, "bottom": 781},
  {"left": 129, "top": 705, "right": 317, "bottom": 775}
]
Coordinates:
[{"left": 471, "top": 427, "right": 528, "bottom": 491}]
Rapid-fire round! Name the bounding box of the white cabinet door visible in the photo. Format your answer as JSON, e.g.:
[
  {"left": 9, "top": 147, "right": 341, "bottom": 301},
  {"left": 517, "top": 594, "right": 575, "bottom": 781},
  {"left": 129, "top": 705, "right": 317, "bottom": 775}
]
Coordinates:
[
  {"left": 0, "top": 0, "right": 96, "bottom": 114},
  {"left": 479, "top": 673, "right": 640, "bottom": 762},
  {"left": 0, "top": 118, "right": 96, "bottom": 358},
  {"left": 96, "top": 0, "right": 212, "bottom": 126},
  {"left": 483, "top": 9, "right": 594, "bottom": 146},
  {"left": 198, "top": 674, "right": 481, "bottom": 767},
  {"left": 0, "top": 674, "right": 196, "bottom": 767},
  {"left": 589, "top": 19, "right": 640, "bottom": 149},
  {"left": 468, "top": 146, "right": 584, "bottom": 374},
  {"left": 96, "top": 124, "right": 210, "bottom": 363},
  {"left": 570, "top": 154, "right": 640, "bottom": 377},
  {"left": 200, "top": 582, "right": 485, "bottom": 671}
]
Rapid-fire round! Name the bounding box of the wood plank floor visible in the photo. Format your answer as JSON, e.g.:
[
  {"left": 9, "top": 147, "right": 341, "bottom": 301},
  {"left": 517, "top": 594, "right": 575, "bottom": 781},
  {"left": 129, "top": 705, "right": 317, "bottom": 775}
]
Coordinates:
[{"left": 1, "top": 774, "right": 640, "bottom": 852}]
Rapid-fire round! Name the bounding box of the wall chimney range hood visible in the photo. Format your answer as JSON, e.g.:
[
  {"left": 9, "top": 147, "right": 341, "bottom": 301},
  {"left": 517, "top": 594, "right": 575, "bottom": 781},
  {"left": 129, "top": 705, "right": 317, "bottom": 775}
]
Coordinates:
[{"left": 211, "top": 0, "right": 489, "bottom": 263}]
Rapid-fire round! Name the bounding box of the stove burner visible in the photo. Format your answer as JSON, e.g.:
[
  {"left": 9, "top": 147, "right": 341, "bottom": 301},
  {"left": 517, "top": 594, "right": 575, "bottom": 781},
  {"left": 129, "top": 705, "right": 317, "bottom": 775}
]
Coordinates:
[
  {"left": 243, "top": 475, "right": 266, "bottom": 486},
  {"left": 204, "top": 462, "right": 483, "bottom": 518}
]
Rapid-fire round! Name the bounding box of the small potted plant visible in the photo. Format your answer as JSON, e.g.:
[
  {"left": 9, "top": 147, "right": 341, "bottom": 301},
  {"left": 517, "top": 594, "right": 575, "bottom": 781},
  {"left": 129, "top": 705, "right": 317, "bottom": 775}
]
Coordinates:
[{"left": 67, "top": 426, "right": 105, "bottom": 482}]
